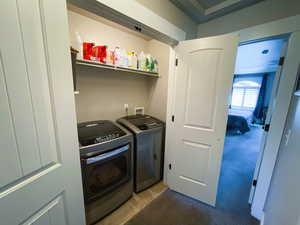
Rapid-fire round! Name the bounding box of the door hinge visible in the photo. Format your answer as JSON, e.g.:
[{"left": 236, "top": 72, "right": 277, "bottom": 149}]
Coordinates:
[
  {"left": 175, "top": 58, "right": 178, "bottom": 66},
  {"left": 278, "top": 56, "right": 285, "bottom": 66},
  {"left": 171, "top": 115, "right": 175, "bottom": 122},
  {"left": 252, "top": 179, "right": 257, "bottom": 187},
  {"left": 263, "top": 124, "right": 270, "bottom": 132},
  {"left": 169, "top": 163, "right": 172, "bottom": 170}
]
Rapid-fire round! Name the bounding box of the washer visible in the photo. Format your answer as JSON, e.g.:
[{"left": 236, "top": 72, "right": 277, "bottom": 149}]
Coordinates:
[{"left": 117, "top": 115, "right": 165, "bottom": 192}]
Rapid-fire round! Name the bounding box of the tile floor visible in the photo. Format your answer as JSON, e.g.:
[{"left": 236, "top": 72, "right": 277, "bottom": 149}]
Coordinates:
[{"left": 96, "top": 182, "right": 168, "bottom": 225}]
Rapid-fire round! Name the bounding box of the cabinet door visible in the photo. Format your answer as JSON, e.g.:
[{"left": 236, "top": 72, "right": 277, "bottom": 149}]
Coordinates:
[{"left": 0, "top": 0, "right": 86, "bottom": 224}]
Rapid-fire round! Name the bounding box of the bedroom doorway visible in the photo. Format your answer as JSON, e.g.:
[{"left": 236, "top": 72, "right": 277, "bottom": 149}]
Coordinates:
[{"left": 216, "top": 37, "right": 287, "bottom": 218}]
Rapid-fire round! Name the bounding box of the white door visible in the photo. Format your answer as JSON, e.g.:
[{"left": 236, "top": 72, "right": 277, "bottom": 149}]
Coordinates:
[
  {"left": 0, "top": 0, "right": 86, "bottom": 225},
  {"left": 248, "top": 39, "right": 288, "bottom": 204},
  {"left": 167, "top": 34, "right": 238, "bottom": 206}
]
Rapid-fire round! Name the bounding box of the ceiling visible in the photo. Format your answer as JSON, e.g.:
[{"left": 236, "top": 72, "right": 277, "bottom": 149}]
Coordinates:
[
  {"left": 234, "top": 39, "right": 285, "bottom": 75},
  {"left": 170, "top": 0, "right": 265, "bottom": 23}
]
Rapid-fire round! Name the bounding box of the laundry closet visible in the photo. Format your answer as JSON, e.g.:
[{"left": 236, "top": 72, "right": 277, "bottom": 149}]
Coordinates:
[
  {"left": 66, "top": 2, "right": 175, "bottom": 224},
  {"left": 67, "top": 4, "right": 172, "bottom": 123}
]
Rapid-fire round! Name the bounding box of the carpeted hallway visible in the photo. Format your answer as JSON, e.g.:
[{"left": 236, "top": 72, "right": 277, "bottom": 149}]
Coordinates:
[
  {"left": 215, "top": 125, "right": 263, "bottom": 223},
  {"left": 217, "top": 126, "right": 263, "bottom": 217},
  {"left": 125, "top": 126, "right": 262, "bottom": 225}
]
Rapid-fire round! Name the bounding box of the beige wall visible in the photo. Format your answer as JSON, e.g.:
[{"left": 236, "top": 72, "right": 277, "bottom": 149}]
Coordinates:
[
  {"left": 68, "top": 8, "right": 170, "bottom": 122},
  {"left": 197, "top": 0, "right": 300, "bottom": 38},
  {"left": 74, "top": 66, "right": 151, "bottom": 122},
  {"left": 147, "top": 40, "right": 172, "bottom": 121},
  {"left": 136, "top": 0, "right": 197, "bottom": 39}
]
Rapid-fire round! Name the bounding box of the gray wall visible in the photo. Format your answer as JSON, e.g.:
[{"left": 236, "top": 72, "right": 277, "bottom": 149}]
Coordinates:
[
  {"left": 264, "top": 96, "right": 300, "bottom": 225},
  {"left": 136, "top": 0, "right": 198, "bottom": 39},
  {"left": 197, "top": 0, "right": 300, "bottom": 38}
]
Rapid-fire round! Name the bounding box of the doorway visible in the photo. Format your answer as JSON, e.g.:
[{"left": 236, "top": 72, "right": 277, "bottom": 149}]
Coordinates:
[{"left": 216, "top": 38, "right": 287, "bottom": 219}]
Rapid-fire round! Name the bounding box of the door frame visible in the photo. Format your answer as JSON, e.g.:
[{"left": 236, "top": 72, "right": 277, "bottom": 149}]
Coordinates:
[
  {"left": 164, "top": 14, "right": 300, "bottom": 221},
  {"left": 248, "top": 38, "right": 288, "bottom": 205}
]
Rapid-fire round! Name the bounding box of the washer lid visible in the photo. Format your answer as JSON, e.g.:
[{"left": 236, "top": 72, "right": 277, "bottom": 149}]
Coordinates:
[
  {"left": 123, "top": 115, "right": 163, "bottom": 130},
  {"left": 77, "top": 120, "right": 126, "bottom": 146}
]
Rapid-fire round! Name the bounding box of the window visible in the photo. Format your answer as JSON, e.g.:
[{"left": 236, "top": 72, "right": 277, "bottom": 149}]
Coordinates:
[{"left": 231, "top": 81, "right": 260, "bottom": 110}]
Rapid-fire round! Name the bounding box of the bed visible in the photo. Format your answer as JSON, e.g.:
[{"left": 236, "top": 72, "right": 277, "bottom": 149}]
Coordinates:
[{"left": 227, "top": 109, "right": 252, "bottom": 134}]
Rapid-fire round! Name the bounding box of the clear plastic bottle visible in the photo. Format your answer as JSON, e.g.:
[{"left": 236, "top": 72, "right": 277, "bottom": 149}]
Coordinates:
[
  {"left": 153, "top": 59, "right": 158, "bottom": 72},
  {"left": 132, "top": 52, "right": 138, "bottom": 69},
  {"left": 120, "top": 49, "right": 128, "bottom": 67},
  {"left": 146, "top": 54, "right": 153, "bottom": 71},
  {"left": 138, "top": 51, "right": 146, "bottom": 71}
]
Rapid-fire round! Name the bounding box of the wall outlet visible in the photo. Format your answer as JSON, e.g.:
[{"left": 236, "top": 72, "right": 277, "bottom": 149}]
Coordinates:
[{"left": 124, "top": 104, "right": 129, "bottom": 110}]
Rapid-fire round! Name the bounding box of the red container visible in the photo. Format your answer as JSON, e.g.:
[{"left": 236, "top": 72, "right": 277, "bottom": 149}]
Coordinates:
[
  {"left": 92, "top": 45, "right": 107, "bottom": 63},
  {"left": 83, "top": 42, "right": 94, "bottom": 60}
]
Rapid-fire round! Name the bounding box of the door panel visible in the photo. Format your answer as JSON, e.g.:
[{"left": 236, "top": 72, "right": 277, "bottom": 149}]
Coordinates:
[
  {"left": 17, "top": 0, "right": 58, "bottom": 166},
  {"left": 23, "top": 196, "right": 66, "bottom": 225},
  {"left": 0, "top": 55, "right": 22, "bottom": 187},
  {"left": 0, "top": 0, "right": 85, "bottom": 224},
  {"left": 185, "top": 49, "right": 221, "bottom": 129},
  {"left": 178, "top": 140, "right": 211, "bottom": 185},
  {"left": 167, "top": 34, "right": 238, "bottom": 206},
  {"left": 1, "top": 0, "right": 41, "bottom": 175},
  {"left": 0, "top": 0, "right": 58, "bottom": 181}
]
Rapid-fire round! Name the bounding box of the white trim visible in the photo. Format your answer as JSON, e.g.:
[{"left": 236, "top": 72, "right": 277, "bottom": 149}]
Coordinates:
[
  {"left": 260, "top": 212, "right": 265, "bottom": 225},
  {"left": 163, "top": 48, "right": 176, "bottom": 185},
  {"left": 205, "top": 0, "right": 240, "bottom": 15}
]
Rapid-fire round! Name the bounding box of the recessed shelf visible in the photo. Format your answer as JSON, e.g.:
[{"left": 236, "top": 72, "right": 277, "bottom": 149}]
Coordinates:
[{"left": 76, "top": 59, "right": 159, "bottom": 78}]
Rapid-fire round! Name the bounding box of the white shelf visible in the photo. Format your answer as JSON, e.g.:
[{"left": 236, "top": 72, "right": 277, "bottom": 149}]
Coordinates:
[{"left": 76, "top": 59, "right": 159, "bottom": 78}]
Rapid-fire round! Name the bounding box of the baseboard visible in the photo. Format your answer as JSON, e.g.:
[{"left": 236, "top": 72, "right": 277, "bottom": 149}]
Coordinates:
[{"left": 260, "top": 212, "right": 265, "bottom": 225}]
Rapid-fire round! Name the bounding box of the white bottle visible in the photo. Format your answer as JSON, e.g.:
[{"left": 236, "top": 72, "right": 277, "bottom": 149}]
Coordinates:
[
  {"left": 114, "top": 47, "right": 121, "bottom": 66},
  {"left": 132, "top": 52, "right": 138, "bottom": 69},
  {"left": 127, "top": 52, "right": 133, "bottom": 68},
  {"left": 121, "top": 49, "right": 128, "bottom": 67},
  {"left": 138, "top": 51, "right": 146, "bottom": 71}
]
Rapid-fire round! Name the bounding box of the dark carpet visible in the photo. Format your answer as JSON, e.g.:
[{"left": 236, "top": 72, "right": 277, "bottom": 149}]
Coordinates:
[
  {"left": 125, "top": 127, "right": 262, "bottom": 225},
  {"left": 217, "top": 126, "right": 263, "bottom": 219}
]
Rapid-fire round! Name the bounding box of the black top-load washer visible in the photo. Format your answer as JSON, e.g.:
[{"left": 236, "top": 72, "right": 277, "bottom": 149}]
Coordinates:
[
  {"left": 117, "top": 115, "right": 165, "bottom": 192},
  {"left": 78, "top": 120, "right": 133, "bottom": 225}
]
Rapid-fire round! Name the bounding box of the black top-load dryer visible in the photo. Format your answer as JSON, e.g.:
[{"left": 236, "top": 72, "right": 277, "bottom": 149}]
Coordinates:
[{"left": 117, "top": 115, "right": 165, "bottom": 192}]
